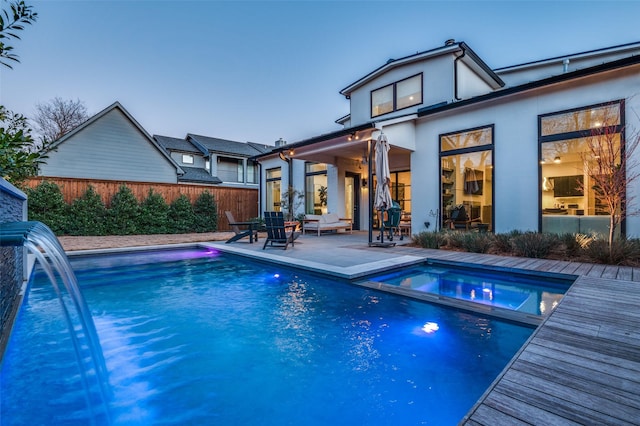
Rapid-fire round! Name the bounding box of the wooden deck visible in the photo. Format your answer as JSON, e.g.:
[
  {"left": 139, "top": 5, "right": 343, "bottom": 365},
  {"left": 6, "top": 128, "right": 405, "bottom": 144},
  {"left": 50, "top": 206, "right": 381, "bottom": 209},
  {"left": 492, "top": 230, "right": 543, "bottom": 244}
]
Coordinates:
[{"left": 395, "top": 247, "right": 640, "bottom": 425}]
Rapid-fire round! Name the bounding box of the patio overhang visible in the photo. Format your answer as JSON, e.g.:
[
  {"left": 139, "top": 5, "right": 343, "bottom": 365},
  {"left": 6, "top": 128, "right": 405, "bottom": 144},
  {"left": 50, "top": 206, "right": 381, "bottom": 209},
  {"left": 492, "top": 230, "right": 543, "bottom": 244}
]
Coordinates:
[{"left": 253, "top": 121, "right": 412, "bottom": 168}]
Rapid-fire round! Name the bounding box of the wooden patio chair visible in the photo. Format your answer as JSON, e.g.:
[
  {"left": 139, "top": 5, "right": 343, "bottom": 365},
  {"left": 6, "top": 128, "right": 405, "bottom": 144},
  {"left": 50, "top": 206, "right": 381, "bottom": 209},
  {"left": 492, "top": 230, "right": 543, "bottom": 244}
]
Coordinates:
[
  {"left": 263, "top": 211, "right": 295, "bottom": 250},
  {"left": 224, "top": 211, "right": 259, "bottom": 244}
]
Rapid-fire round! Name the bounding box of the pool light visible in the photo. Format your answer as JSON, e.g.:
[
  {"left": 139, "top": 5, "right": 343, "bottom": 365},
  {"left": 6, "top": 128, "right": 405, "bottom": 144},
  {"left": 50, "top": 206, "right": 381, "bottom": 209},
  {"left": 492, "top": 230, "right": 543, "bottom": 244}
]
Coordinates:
[
  {"left": 273, "top": 273, "right": 280, "bottom": 278},
  {"left": 422, "top": 322, "right": 439, "bottom": 333}
]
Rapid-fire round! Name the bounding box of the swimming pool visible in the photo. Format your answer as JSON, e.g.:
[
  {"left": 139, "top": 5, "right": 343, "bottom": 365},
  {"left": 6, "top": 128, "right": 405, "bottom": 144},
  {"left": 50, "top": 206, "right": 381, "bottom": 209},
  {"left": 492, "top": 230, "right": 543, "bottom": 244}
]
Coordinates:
[{"left": 1, "top": 248, "right": 534, "bottom": 425}]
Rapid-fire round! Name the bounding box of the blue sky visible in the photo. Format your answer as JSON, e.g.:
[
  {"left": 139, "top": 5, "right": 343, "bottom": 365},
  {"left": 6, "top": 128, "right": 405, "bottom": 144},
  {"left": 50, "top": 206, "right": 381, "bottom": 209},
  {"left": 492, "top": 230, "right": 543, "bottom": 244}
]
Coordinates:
[{"left": 2, "top": 0, "right": 640, "bottom": 145}]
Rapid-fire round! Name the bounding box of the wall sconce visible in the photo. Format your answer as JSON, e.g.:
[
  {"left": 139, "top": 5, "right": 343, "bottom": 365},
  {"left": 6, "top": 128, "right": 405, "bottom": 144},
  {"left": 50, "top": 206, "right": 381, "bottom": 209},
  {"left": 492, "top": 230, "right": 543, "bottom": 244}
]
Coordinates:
[
  {"left": 554, "top": 156, "right": 561, "bottom": 163},
  {"left": 288, "top": 148, "right": 295, "bottom": 157},
  {"left": 278, "top": 148, "right": 295, "bottom": 162},
  {"left": 361, "top": 178, "right": 367, "bottom": 187}
]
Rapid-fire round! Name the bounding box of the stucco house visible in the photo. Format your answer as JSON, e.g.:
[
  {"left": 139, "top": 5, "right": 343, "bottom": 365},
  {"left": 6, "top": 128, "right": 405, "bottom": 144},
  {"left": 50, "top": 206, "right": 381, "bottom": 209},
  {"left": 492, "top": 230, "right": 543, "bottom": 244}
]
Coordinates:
[{"left": 253, "top": 39, "right": 640, "bottom": 239}]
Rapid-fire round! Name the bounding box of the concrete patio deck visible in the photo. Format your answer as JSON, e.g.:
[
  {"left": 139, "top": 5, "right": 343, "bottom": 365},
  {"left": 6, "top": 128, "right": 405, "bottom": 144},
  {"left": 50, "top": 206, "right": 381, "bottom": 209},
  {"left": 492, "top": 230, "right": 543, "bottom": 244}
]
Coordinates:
[{"left": 60, "top": 231, "right": 640, "bottom": 424}]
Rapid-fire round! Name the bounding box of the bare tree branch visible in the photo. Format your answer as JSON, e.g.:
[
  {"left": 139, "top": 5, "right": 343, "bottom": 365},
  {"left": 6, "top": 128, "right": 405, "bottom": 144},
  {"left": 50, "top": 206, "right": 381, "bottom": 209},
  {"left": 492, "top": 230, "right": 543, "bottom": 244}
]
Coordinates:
[{"left": 32, "top": 97, "right": 89, "bottom": 143}]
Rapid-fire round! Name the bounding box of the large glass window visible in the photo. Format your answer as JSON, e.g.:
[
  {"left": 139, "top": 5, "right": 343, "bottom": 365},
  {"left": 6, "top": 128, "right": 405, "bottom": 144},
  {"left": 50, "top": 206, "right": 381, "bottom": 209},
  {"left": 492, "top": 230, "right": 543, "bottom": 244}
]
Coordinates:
[
  {"left": 305, "top": 163, "right": 328, "bottom": 214},
  {"left": 266, "top": 167, "right": 281, "bottom": 212},
  {"left": 540, "top": 101, "right": 624, "bottom": 235},
  {"left": 218, "top": 157, "right": 243, "bottom": 183},
  {"left": 440, "top": 126, "right": 493, "bottom": 231},
  {"left": 371, "top": 73, "right": 422, "bottom": 118}
]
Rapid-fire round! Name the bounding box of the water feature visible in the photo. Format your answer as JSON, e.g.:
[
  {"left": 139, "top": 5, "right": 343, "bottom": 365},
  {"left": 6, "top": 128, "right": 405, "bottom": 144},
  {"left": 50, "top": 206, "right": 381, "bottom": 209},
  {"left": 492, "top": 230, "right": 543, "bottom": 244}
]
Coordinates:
[{"left": 0, "top": 221, "right": 112, "bottom": 424}]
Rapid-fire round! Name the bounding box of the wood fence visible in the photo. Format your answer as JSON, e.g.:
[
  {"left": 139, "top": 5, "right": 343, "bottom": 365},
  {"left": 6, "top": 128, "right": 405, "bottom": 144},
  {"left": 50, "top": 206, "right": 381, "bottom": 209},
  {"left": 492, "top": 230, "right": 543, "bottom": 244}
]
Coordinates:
[{"left": 24, "top": 177, "right": 259, "bottom": 231}]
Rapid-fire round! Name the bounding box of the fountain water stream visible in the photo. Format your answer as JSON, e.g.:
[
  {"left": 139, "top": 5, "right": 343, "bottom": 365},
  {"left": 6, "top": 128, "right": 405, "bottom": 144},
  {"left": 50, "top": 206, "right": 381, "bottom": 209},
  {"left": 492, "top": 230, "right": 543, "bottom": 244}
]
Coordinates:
[{"left": 1, "top": 221, "right": 112, "bottom": 424}]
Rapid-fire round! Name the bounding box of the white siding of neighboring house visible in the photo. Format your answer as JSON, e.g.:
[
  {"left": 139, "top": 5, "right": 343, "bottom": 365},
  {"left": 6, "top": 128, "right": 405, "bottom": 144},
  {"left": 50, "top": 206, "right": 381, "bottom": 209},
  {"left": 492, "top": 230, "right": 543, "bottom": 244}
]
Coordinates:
[
  {"left": 411, "top": 65, "right": 640, "bottom": 236},
  {"left": 39, "top": 108, "right": 178, "bottom": 183}
]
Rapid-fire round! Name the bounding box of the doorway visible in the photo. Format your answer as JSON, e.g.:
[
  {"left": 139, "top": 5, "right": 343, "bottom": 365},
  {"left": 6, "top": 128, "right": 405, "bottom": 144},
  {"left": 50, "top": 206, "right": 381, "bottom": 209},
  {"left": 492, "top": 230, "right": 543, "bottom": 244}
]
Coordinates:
[{"left": 345, "top": 172, "right": 361, "bottom": 230}]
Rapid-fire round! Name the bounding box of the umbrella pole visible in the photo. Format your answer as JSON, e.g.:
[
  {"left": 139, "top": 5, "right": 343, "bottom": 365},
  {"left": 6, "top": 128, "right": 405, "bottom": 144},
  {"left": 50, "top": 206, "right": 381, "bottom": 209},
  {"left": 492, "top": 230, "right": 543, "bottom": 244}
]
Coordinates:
[{"left": 368, "top": 139, "right": 373, "bottom": 245}]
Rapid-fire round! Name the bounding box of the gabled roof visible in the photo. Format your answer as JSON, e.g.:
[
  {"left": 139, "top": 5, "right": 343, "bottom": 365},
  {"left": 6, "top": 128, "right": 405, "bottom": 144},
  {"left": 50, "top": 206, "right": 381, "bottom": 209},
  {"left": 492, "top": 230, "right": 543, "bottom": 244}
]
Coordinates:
[
  {"left": 179, "top": 166, "right": 223, "bottom": 184},
  {"left": 339, "top": 40, "right": 504, "bottom": 97},
  {"left": 495, "top": 40, "right": 640, "bottom": 73},
  {"left": 154, "top": 134, "right": 201, "bottom": 154},
  {"left": 188, "top": 134, "right": 273, "bottom": 157},
  {"left": 417, "top": 54, "right": 640, "bottom": 118},
  {"left": 50, "top": 101, "right": 184, "bottom": 175}
]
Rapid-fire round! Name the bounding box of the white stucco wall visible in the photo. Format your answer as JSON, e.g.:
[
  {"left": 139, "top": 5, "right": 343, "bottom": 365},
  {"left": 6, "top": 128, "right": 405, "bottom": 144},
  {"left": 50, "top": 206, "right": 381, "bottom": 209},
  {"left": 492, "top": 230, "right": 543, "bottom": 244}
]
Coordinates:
[
  {"left": 348, "top": 56, "right": 454, "bottom": 126},
  {"left": 412, "top": 66, "right": 640, "bottom": 236}
]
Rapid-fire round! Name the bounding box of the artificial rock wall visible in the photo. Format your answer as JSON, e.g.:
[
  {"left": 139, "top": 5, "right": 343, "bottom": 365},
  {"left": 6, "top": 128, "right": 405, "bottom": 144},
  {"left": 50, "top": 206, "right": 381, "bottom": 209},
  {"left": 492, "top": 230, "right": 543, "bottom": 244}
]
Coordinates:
[{"left": 0, "top": 178, "right": 27, "bottom": 358}]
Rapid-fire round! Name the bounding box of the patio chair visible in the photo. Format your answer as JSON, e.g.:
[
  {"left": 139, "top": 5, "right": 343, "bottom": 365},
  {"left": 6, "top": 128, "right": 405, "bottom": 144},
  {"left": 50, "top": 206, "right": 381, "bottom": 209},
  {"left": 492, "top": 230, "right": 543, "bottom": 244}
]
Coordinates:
[
  {"left": 224, "top": 211, "right": 259, "bottom": 244},
  {"left": 263, "top": 211, "right": 296, "bottom": 250},
  {"left": 445, "top": 205, "right": 481, "bottom": 230},
  {"left": 378, "top": 201, "right": 403, "bottom": 241}
]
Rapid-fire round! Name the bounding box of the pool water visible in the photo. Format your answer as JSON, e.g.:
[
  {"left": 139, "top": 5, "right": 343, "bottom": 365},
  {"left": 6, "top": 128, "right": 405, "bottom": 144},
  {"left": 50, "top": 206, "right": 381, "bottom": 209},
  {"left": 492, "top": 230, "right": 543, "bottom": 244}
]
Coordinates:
[
  {"left": 1, "top": 248, "right": 534, "bottom": 425},
  {"left": 363, "top": 262, "right": 573, "bottom": 317}
]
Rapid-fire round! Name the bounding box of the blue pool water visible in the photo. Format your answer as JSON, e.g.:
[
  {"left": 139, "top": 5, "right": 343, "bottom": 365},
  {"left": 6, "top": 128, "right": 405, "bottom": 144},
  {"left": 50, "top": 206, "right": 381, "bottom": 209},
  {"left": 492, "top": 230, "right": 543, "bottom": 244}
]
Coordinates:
[
  {"left": 1, "top": 248, "right": 534, "bottom": 425},
  {"left": 363, "top": 262, "right": 573, "bottom": 317}
]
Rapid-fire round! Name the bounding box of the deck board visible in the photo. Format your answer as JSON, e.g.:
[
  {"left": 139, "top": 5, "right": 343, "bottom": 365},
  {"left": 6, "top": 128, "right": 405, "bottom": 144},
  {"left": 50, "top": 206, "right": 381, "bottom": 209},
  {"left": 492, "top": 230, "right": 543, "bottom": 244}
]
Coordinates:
[{"left": 461, "top": 272, "right": 640, "bottom": 425}]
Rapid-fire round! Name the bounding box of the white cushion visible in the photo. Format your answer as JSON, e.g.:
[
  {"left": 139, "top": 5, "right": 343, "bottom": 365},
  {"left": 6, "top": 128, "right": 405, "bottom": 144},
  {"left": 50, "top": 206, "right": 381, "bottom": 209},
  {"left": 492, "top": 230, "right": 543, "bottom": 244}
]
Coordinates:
[
  {"left": 305, "top": 214, "right": 322, "bottom": 221},
  {"left": 323, "top": 213, "right": 340, "bottom": 223}
]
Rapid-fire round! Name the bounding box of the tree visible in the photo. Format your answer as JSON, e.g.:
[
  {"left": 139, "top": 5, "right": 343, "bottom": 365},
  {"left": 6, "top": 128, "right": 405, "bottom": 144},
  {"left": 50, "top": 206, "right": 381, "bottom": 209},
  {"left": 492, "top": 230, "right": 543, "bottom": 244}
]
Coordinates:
[
  {"left": 25, "top": 180, "right": 66, "bottom": 234},
  {"left": 139, "top": 188, "right": 169, "bottom": 234},
  {"left": 168, "top": 194, "right": 195, "bottom": 234},
  {"left": 280, "top": 186, "right": 304, "bottom": 221},
  {"left": 0, "top": 0, "right": 37, "bottom": 69},
  {"left": 107, "top": 184, "right": 139, "bottom": 235},
  {"left": 0, "top": 105, "right": 41, "bottom": 184},
  {"left": 67, "top": 186, "right": 107, "bottom": 236},
  {"left": 193, "top": 190, "right": 218, "bottom": 232},
  {"left": 580, "top": 115, "right": 640, "bottom": 250},
  {"left": 33, "top": 97, "right": 89, "bottom": 143}
]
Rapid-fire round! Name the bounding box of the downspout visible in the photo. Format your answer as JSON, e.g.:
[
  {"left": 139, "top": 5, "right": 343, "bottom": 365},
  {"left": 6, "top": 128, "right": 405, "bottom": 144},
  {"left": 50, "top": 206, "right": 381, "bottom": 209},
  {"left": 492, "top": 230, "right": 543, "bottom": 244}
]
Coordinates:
[
  {"left": 258, "top": 161, "right": 263, "bottom": 218},
  {"left": 454, "top": 45, "right": 466, "bottom": 101}
]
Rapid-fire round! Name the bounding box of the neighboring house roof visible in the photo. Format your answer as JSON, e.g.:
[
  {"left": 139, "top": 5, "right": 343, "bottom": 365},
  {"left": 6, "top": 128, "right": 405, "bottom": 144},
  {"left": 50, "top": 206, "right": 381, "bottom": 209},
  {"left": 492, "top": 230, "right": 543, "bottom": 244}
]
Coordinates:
[
  {"left": 49, "top": 101, "right": 184, "bottom": 176},
  {"left": 154, "top": 134, "right": 201, "bottom": 154},
  {"left": 188, "top": 134, "right": 273, "bottom": 157},
  {"left": 417, "top": 54, "right": 640, "bottom": 118},
  {"left": 339, "top": 40, "right": 504, "bottom": 97},
  {"left": 179, "top": 166, "right": 223, "bottom": 184}
]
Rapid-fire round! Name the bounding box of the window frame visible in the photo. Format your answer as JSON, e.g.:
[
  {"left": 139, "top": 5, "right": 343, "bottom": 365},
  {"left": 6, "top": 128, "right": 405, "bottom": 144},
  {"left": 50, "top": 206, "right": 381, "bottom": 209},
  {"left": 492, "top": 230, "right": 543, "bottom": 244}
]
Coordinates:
[
  {"left": 439, "top": 124, "right": 495, "bottom": 232},
  {"left": 371, "top": 73, "right": 423, "bottom": 118},
  {"left": 181, "top": 153, "right": 194, "bottom": 164},
  {"left": 538, "top": 100, "right": 626, "bottom": 234}
]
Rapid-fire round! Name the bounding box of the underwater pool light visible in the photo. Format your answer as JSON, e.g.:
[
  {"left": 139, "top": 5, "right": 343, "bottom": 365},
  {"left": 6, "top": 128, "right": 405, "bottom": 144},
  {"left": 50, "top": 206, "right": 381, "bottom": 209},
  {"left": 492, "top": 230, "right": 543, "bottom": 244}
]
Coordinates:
[
  {"left": 422, "top": 322, "right": 439, "bottom": 333},
  {"left": 274, "top": 273, "right": 280, "bottom": 278}
]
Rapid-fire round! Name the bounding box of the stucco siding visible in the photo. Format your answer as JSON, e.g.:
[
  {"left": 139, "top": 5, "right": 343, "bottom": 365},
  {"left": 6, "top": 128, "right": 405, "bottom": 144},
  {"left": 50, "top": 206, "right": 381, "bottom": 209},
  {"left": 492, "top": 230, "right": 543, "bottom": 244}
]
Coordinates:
[
  {"left": 349, "top": 56, "right": 454, "bottom": 126},
  {"left": 412, "top": 65, "right": 640, "bottom": 235},
  {"left": 40, "top": 108, "right": 178, "bottom": 183}
]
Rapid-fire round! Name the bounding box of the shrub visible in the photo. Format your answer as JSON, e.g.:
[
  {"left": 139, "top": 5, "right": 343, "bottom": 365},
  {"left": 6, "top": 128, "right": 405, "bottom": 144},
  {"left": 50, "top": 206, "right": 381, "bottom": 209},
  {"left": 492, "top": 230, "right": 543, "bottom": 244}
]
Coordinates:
[
  {"left": 444, "top": 230, "right": 466, "bottom": 249},
  {"left": 413, "top": 231, "right": 447, "bottom": 249},
  {"left": 67, "top": 186, "right": 107, "bottom": 236},
  {"left": 460, "top": 232, "right": 494, "bottom": 253},
  {"left": 138, "top": 189, "right": 169, "bottom": 234},
  {"left": 193, "top": 191, "right": 218, "bottom": 232},
  {"left": 25, "top": 180, "right": 67, "bottom": 234},
  {"left": 108, "top": 185, "right": 139, "bottom": 235},
  {"left": 168, "top": 194, "right": 195, "bottom": 234},
  {"left": 492, "top": 230, "right": 522, "bottom": 254},
  {"left": 510, "top": 232, "right": 559, "bottom": 258},
  {"left": 583, "top": 238, "right": 640, "bottom": 266}
]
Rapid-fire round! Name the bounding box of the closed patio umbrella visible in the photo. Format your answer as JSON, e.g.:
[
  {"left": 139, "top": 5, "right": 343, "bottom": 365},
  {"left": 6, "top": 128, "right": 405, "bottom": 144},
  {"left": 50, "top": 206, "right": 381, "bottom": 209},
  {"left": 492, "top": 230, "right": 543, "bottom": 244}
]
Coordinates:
[
  {"left": 374, "top": 133, "right": 393, "bottom": 211},
  {"left": 373, "top": 133, "right": 394, "bottom": 245}
]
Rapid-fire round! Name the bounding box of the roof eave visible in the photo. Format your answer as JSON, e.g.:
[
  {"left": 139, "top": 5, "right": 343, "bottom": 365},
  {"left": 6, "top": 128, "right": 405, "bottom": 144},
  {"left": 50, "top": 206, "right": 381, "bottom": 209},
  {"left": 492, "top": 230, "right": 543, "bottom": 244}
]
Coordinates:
[{"left": 417, "top": 54, "right": 640, "bottom": 118}]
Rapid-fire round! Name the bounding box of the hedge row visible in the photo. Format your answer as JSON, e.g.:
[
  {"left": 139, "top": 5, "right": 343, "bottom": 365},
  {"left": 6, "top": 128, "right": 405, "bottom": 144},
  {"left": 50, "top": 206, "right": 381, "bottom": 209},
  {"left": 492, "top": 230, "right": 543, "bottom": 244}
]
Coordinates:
[{"left": 25, "top": 181, "right": 218, "bottom": 236}]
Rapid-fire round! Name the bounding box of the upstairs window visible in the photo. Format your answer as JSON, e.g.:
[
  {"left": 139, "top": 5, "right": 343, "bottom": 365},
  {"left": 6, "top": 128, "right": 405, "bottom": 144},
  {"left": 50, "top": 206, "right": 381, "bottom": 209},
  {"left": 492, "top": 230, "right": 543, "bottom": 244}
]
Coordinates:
[
  {"left": 218, "top": 157, "right": 243, "bottom": 183},
  {"left": 182, "top": 154, "right": 194, "bottom": 164},
  {"left": 371, "top": 73, "right": 422, "bottom": 118}
]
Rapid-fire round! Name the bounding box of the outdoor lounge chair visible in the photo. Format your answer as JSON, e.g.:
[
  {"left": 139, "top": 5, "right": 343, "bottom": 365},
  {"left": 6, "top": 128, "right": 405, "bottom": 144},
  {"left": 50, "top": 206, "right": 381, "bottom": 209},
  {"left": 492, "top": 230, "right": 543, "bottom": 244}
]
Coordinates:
[
  {"left": 224, "top": 211, "right": 259, "bottom": 244},
  {"left": 263, "top": 211, "right": 296, "bottom": 250}
]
